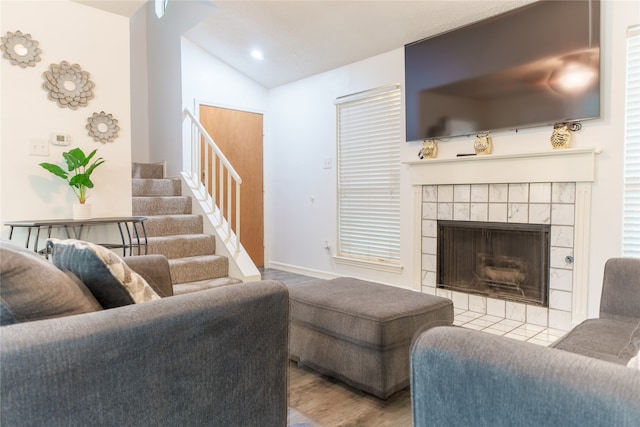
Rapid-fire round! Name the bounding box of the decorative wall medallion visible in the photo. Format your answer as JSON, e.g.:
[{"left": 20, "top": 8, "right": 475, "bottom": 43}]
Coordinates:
[
  {"left": 87, "top": 111, "right": 119, "bottom": 143},
  {"left": 42, "top": 61, "right": 95, "bottom": 109},
  {"left": 1, "top": 30, "right": 42, "bottom": 68}
]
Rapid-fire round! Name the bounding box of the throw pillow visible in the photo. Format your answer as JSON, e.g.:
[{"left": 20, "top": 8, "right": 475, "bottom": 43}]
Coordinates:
[
  {"left": 48, "top": 239, "right": 160, "bottom": 309},
  {"left": 0, "top": 241, "right": 102, "bottom": 323}
]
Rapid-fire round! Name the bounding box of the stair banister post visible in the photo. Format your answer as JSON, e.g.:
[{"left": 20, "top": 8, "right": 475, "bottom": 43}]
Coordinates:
[
  {"left": 235, "top": 181, "right": 241, "bottom": 253},
  {"left": 193, "top": 122, "right": 200, "bottom": 184},
  {"left": 218, "top": 161, "right": 224, "bottom": 224},
  {"left": 227, "top": 169, "right": 232, "bottom": 239}
]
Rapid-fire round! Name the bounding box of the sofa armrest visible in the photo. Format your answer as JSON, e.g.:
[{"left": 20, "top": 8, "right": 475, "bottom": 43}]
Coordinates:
[
  {"left": 124, "top": 254, "right": 173, "bottom": 297},
  {"left": 599, "top": 257, "right": 640, "bottom": 320},
  {"left": 411, "top": 327, "right": 640, "bottom": 427},
  {"left": 1, "top": 280, "right": 289, "bottom": 427}
]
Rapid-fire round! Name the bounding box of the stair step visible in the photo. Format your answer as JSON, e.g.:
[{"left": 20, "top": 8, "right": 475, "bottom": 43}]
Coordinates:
[
  {"left": 144, "top": 234, "right": 215, "bottom": 259},
  {"left": 173, "top": 277, "right": 243, "bottom": 295},
  {"left": 133, "top": 196, "right": 192, "bottom": 216},
  {"left": 132, "top": 162, "right": 164, "bottom": 179},
  {"left": 139, "top": 215, "right": 203, "bottom": 237},
  {"left": 168, "top": 255, "right": 230, "bottom": 284},
  {"left": 132, "top": 178, "right": 181, "bottom": 197},
  {"left": 131, "top": 162, "right": 241, "bottom": 288}
]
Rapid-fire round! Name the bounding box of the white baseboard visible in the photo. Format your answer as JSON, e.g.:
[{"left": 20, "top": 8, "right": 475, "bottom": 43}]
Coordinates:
[{"left": 266, "top": 261, "right": 340, "bottom": 281}]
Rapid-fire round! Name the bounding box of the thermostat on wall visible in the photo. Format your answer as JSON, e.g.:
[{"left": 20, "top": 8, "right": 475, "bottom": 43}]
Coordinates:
[{"left": 51, "top": 133, "right": 70, "bottom": 146}]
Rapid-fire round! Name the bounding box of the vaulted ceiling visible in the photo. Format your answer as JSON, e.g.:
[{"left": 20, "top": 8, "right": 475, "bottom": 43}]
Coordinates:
[{"left": 74, "top": 0, "right": 536, "bottom": 88}]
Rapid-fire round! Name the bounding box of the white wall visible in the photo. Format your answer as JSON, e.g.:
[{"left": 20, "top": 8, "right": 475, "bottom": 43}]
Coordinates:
[
  {"left": 180, "top": 36, "right": 269, "bottom": 177},
  {"left": 1, "top": 1, "right": 132, "bottom": 241},
  {"left": 181, "top": 38, "right": 269, "bottom": 113},
  {"left": 145, "top": 0, "right": 216, "bottom": 177},
  {"left": 130, "top": 4, "right": 149, "bottom": 163},
  {"left": 265, "top": 0, "right": 638, "bottom": 317},
  {"left": 267, "top": 50, "right": 414, "bottom": 286}
]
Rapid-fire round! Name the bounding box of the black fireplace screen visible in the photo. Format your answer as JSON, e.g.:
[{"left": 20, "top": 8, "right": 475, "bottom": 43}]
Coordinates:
[{"left": 437, "top": 220, "right": 550, "bottom": 306}]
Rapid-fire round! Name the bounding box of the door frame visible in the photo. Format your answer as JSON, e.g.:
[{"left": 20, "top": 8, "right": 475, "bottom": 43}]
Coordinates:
[{"left": 194, "top": 99, "right": 269, "bottom": 268}]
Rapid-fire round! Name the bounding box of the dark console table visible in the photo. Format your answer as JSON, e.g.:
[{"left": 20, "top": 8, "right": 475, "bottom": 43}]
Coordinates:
[{"left": 4, "top": 217, "right": 148, "bottom": 257}]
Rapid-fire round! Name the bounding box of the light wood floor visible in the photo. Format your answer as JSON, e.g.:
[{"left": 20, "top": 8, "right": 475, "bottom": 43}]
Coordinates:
[
  {"left": 260, "top": 268, "right": 413, "bottom": 427},
  {"left": 288, "top": 361, "right": 412, "bottom": 427}
]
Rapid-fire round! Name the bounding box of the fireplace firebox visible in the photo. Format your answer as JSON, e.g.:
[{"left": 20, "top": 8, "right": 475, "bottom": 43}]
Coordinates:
[{"left": 437, "top": 221, "right": 550, "bottom": 306}]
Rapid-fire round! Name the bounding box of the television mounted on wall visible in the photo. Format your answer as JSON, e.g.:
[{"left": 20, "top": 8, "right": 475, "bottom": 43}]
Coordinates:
[{"left": 404, "top": 0, "right": 600, "bottom": 142}]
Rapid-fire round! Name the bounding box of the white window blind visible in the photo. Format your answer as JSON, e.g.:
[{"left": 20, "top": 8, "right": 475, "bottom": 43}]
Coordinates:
[
  {"left": 624, "top": 25, "right": 640, "bottom": 257},
  {"left": 336, "top": 84, "right": 402, "bottom": 267}
]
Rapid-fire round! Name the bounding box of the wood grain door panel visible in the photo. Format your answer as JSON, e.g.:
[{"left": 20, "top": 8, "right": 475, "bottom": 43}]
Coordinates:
[{"left": 200, "top": 105, "right": 264, "bottom": 267}]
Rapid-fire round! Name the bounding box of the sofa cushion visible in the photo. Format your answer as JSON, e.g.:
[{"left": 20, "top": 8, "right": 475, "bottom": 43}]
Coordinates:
[
  {"left": 0, "top": 241, "right": 102, "bottom": 324},
  {"left": 48, "top": 239, "right": 160, "bottom": 309},
  {"left": 551, "top": 317, "right": 640, "bottom": 365}
]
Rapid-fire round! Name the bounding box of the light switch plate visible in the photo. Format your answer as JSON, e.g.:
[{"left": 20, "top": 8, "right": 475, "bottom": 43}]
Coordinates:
[{"left": 29, "top": 139, "right": 49, "bottom": 156}]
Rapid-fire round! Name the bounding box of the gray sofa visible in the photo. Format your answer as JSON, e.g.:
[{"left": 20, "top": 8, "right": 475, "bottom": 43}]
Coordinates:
[
  {"left": 550, "top": 257, "right": 640, "bottom": 364},
  {"left": 411, "top": 257, "right": 640, "bottom": 426},
  {"left": 1, "top": 243, "right": 289, "bottom": 427}
]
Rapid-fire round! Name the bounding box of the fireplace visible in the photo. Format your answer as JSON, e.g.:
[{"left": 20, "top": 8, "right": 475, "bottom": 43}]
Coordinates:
[
  {"left": 437, "top": 221, "right": 550, "bottom": 306},
  {"left": 408, "top": 148, "right": 599, "bottom": 330}
]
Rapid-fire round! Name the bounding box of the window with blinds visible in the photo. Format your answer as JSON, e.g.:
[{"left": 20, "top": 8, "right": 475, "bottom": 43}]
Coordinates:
[
  {"left": 335, "top": 84, "right": 402, "bottom": 270},
  {"left": 624, "top": 25, "right": 640, "bottom": 257}
]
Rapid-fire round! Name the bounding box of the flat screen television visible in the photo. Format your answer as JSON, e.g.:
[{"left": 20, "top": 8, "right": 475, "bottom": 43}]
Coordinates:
[{"left": 404, "top": 0, "right": 600, "bottom": 142}]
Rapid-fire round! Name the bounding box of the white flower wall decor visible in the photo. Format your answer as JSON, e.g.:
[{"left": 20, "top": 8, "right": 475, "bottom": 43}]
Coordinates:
[
  {"left": 87, "top": 111, "right": 119, "bottom": 143},
  {"left": 43, "top": 61, "right": 95, "bottom": 109},
  {"left": 1, "top": 30, "right": 42, "bottom": 68}
]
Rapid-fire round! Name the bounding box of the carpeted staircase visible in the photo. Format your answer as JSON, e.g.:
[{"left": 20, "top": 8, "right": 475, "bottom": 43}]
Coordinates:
[{"left": 132, "top": 162, "right": 241, "bottom": 295}]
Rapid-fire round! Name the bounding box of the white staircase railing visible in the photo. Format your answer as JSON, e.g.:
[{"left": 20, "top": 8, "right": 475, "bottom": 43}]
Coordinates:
[{"left": 182, "top": 107, "right": 242, "bottom": 253}]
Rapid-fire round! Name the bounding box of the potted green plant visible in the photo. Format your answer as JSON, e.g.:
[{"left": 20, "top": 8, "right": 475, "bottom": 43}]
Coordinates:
[{"left": 39, "top": 147, "right": 105, "bottom": 219}]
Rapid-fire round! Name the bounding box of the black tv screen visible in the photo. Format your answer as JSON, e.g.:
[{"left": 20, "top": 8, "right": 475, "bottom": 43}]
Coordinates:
[{"left": 405, "top": 0, "right": 600, "bottom": 142}]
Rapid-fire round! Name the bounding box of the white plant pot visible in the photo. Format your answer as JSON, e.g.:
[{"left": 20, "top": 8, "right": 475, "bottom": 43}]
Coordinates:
[{"left": 72, "top": 203, "right": 92, "bottom": 220}]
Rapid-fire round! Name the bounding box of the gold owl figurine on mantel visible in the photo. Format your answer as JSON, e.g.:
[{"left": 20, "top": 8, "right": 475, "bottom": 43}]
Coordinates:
[
  {"left": 474, "top": 134, "right": 492, "bottom": 155},
  {"left": 551, "top": 123, "right": 572, "bottom": 149},
  {"left": 419, "top": 139, "right": 438, "bottom": 159}
]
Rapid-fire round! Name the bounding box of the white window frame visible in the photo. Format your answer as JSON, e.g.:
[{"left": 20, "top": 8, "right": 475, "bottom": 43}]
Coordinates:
[
  {"left": 624, "top": 25, "right": 640, "bottom": 257},
  {"left": 334, "top": 84, "right": 403, "bottom": 273}
]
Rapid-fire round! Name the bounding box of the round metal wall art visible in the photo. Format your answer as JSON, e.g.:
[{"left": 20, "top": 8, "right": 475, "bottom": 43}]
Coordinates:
[
  {"left": 1, "top": 30, "right": 42, "bottom": 68},
  {"left": 87, "top": 111, "right": 119, "bottom": 143},
  {"left": 43, "top": 61, "right": 95, "bottom": 109}
]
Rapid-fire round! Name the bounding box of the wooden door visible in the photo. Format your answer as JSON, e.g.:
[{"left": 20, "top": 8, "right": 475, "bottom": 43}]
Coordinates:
[{"left": 199, "top": 105, "right": 264, "bottom": 267}]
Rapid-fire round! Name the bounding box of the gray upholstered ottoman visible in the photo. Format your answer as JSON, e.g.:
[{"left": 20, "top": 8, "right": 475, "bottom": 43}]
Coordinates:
[{"left": 288, "top": 277, "right": 453, "bottom": 399}]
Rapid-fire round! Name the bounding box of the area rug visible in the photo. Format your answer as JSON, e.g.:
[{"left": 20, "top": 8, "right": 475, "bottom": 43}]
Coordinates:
[{"left": 288, "top": 407, "right": 320, "bottom": 427}]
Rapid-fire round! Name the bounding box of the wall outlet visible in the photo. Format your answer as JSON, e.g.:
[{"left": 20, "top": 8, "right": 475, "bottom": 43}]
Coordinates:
[
  {"left": 28, "top": 139, "right": 49, "bottom": 156},
  {"left": 323, "top": 157, "right": 332, "bottom": 169}
]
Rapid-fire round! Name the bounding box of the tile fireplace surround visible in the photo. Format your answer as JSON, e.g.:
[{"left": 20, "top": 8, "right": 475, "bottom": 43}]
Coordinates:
[{"left": 408, "top": 148, "right": 600, "bottom": 334}]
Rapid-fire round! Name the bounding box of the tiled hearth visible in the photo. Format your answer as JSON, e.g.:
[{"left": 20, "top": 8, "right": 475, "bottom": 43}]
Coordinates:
[{"left": 453, "top": 309, "right": 567, "bottom": 346}]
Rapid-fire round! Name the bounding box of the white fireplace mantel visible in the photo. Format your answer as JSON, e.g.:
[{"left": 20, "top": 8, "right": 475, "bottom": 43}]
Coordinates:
[
  {"left": 405, "top": 147, "right": 601, "bottom": 186},
  {"left": 409, "top": 147, "right": 602, "bottom": 327}
]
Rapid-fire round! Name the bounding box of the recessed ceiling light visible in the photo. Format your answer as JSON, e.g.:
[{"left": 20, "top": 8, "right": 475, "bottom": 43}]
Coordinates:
[{"left": 251, "top": 50, "right": 264, "bottom": 61}]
